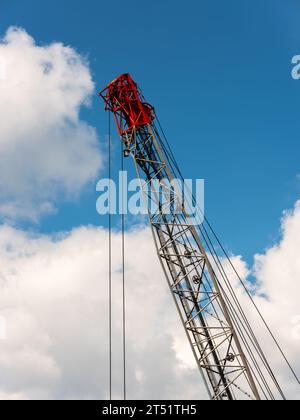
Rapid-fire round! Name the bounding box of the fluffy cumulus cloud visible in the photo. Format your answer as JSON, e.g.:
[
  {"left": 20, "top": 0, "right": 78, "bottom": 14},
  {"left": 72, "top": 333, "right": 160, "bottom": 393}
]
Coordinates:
[
  {"left": 250, "top": 201, "right": 300, "bottom": 398},
  {"left": 0, "top": 27, "right": 101, "bottom": 221},
  {"left": 0, "top": 202, "right": 299, "bottom": 400},
  {"left": 0, "top": 225, "right": 206, "bottom": 400},
  {"left": 216, "top": 203, "right": 300, "bottom": 400}
]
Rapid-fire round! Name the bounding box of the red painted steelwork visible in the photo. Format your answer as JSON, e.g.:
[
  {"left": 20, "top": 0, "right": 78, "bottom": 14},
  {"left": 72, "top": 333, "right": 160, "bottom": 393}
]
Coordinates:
[{"left": 100, "top": 73, "right": 155, "bottom": 136}]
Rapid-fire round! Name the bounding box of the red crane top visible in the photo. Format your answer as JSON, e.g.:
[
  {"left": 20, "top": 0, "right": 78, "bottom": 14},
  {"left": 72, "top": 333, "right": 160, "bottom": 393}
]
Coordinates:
[{"left": 100, "top": 73, "right": 155, "bottom": 136}]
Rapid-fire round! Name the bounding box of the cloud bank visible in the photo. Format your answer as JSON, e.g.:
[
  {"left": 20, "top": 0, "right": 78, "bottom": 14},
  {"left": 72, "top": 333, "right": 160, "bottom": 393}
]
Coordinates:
[
  {"left": 0, "top": 27, "right": 101, "bottom": 221},
  {"left": 0, "top": 202, "right": 299, "bottom": 399},
  {"left": 0, "top": 225, "right": 205, "bottom": 400}
]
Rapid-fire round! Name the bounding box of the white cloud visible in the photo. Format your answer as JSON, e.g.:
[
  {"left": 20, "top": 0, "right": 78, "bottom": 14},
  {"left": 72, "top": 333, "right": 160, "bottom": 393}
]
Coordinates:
[
  {"left": 250, "top": 201, "right": 300, "bottom": 397},
  {"left": 0, "top": 225, "right": 206, "bottom": 400},
  {"left": 0, "top": 201, "right": 299, "bottom": 400},
  {"left": 0, "top": 27, "right": 102, "bottom": 221},
  {"left": 214, "top": 202, "right": 300, "bottom": 399}
]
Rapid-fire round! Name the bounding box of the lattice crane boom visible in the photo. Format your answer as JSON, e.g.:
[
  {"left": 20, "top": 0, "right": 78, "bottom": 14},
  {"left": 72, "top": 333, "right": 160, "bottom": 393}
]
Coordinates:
[{"left": 100, "top": 73, "right": 286, "bottom": 400}]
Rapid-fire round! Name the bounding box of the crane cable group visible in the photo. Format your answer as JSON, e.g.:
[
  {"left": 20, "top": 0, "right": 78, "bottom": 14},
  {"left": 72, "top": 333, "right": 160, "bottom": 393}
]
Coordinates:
[{"left": 156, "top": 115, "right": 300, "bottom": 391}]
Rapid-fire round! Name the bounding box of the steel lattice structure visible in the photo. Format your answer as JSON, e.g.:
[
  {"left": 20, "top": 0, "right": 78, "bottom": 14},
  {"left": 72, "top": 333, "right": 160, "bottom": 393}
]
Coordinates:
[{"left": 100, "top": 74, "right": 286, "bottom": 400}]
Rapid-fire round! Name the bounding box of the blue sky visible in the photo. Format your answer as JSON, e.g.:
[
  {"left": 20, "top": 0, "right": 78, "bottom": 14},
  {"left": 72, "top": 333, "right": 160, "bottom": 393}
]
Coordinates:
[{"left": 1, "top": 0, "right": 300, "bottom": 263}]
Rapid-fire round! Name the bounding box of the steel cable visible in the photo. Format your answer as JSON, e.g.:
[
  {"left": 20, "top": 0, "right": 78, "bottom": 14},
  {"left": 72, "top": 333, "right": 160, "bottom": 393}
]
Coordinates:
[
  {"left": 154, "top": 115, "right": 299, "bottom": 395},
  {"left": 121, "top": 140, "right": 127, "bottom": 400},
  {"left": 108, "top": 112, "right": 112, "bottom": 400}
]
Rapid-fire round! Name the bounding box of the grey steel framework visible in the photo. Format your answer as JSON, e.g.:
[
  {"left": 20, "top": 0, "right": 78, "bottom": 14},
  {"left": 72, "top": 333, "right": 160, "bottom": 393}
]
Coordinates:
[
  {"left": 122, "top": 124, "right": 261, "bottom": 400},
  {"left": 100, "top": 74, "right": 288, "bottom": 400},
  {"left": 122, "top": 122, "right": 290, "bottom": 400}
]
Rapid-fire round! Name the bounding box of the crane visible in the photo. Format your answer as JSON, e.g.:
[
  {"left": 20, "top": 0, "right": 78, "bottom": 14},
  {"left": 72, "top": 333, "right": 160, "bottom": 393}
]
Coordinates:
[{"left": 99, "top": 73, "right": 292, "bottom": 400}]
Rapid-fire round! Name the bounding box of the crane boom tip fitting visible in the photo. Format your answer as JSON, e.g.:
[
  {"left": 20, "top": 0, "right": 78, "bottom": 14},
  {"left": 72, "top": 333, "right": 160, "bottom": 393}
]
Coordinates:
[{"left": 99, "top": 73, "right": 155, "bottom": 136}]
